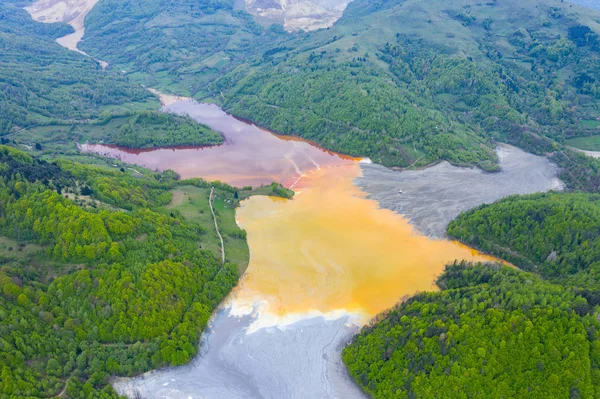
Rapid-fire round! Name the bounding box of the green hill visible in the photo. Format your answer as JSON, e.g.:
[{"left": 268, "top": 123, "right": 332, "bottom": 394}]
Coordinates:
[
  {"left": 0, "top": 0, "right": 157, "bottom": 132},
  {"left": 343, "top": 262, "right": 600, "bottom": 399},
  {"left": 0, "top": 145, "right": 291, "bottom": 398},
  {"left": 344, "top": 188, "right": 600, "bottom": 399},
  {"left": 447, "top": 192, "right": 600, "bottom": 290},
  {"left": 79, "top": 0, "right": 288, "bottom": 96},
  {"left": 210, "top": 0, "right": 600, "bottom": 169}
]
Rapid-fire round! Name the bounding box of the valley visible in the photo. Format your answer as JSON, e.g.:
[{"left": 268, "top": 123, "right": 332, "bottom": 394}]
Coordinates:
[
  {"left": 101, "top": 100, "right": 558, "bottom": 399},
  {"left": 2, "top": 0, "right": 600, "bottom": 398},
  {"left": 25, "top": 0, "right": 108, "bottom": 68}
]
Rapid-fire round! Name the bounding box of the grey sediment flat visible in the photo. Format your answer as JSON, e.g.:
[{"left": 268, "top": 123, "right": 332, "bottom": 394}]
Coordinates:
[
  {"left": 356, "top": 144, "right": 563, "bottom": 238},
  {"left": 113, "top": 309, "right": 367, "bottom": 399}
]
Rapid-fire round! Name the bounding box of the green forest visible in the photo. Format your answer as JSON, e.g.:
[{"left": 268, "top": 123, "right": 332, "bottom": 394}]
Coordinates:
[
  {"left": 79, "top": 0, "right": 288, "bottom": 95},
  {"left": 0, "top": 0, "right": 157, "bottom": 132},
  {"left": 343, "top": 262, "right": 600, "bottom": 398},
  {"left": 447, "top": 192, "right": 600, "bottom": 290},
  {"left": 344, "top": 191, "right": 600, "bottom": 398},
  {"left": 551, "top": 150, "right": 600, "bottom": 193},
  {"left": 210, "top": 0, "right": 600, "bottom": 171},
  {"left": 5, "top": 0, "right": 600, "bottom": 397},
  {"left": 0, "top": 146, "right": 290, "bottom": 398},
  {"left": 99, "top": 111, "right": 224, "bottom": 149}
]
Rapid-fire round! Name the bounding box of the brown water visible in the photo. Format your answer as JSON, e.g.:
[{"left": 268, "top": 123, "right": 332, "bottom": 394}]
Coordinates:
[{"left": 81, "top": 101, "right": 358, "bottom": 188}]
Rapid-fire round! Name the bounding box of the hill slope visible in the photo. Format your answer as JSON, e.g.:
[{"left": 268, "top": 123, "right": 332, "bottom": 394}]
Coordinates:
[
  {"left": 447, "top": 192, "right": 600, "bottom": 290},
  {"left": 212, "top": 0, "right": 600, "bottom": 169},
  {"left": 343, "top": 262, "right": 600, "bottom": 399},
  {"left": 0, "top": 0, "right": 156, "bottom": 132},
  {"left": 79, "top": 0, "right": 289, "bottom": 96}
]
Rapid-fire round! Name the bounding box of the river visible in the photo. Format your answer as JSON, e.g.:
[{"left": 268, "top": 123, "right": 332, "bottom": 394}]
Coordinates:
[{"left": 82, "top": 99, "right": 562, "bottom": 399}]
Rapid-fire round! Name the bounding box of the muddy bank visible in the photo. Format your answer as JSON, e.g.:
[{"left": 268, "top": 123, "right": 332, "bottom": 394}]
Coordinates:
[
  {"left": 113, "top": 308, "right": 367, "bottom": 399},
  {"left": 356, "top": 144, "right": 563, "bottom": 238}
]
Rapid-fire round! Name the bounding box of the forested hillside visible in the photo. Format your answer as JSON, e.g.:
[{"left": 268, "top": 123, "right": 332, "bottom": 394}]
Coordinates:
[
  {"left": 343, "top": 262, "right": 600, "bottom": 399},
  {"left": 102, "top": 111, "right": 224, "bottom": 149},
  {"left": 344, "top": 169, "right": 600, "bottom": 398},
  {"left": 0, "top": 0, "right": 156, "bottom": 132},
  {"left": 212, "top": 0, "right": 600, "bottom": 170},
  {"left": 447, "top": 192, "right": 600, "bottom": 290},
  {"left": 0, "top": 146, "right": 290, "bottom": 398},
  {"left": 79, "top": 0, "right": 288, "bottom": 96}
]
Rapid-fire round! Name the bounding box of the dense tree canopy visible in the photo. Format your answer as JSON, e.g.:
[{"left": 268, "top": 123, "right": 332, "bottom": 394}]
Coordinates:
[
  {"left": 552, "top": 150, "right": 600, "bottom": 193},
  {"left": 447, "top": 192, "right": 600, "bottom": 285},
  {"left": 103, "top": 111, "right": 224, "bottom": 149},
  {"left": 343, "top": 262, "right": 600, "bottom": 399},
  {"left": 212, "top": 0, "right": 600, "bottom": 169},
  {"left": 0, "top": 146, "right": 244, "bottom": 398}
]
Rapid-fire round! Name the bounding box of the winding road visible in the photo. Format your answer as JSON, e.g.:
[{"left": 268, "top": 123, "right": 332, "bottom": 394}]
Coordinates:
[{"left": 209, "top": 187, "right": 225, "bottom": 265}]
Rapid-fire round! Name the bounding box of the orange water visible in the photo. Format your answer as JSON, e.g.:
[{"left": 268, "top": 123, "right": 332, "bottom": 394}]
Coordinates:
[
  {"left": 235, "top": 163, "right": 496, "bottom": 318},
  {"left": 83, "top": 101, "right": 497, "bottom": 320}
]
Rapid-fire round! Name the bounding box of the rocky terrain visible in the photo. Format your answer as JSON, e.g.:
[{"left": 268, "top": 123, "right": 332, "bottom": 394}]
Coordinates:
[{"left": 244, "top": 0, "right": 351, "bottom": 31}]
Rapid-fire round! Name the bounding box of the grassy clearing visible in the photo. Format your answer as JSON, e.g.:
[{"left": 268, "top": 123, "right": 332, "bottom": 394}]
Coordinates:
[
  {"left": 168, "top": 186, "right": 250, "bottom": 273},
  {"left": 0, "top": 236, "right": 81, "bottom": 283},
  {"left": 581, "top": 120, "right": 600, "bottom": 129},
  {"left": 567, "top": 134, "right": 600, "bottom": 151},
  {"left": 0, "top": 237, "right": 43, "bottom": 260},
  {"left": 168, "top": 184, "right": 293, "bottom": 274}
]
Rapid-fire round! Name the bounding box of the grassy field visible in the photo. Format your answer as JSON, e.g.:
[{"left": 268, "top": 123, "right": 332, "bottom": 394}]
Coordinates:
[
  {"left": 168, "top": 186, "right": 250, "bottom": 273},
  {"left": 168, "top": 183, "right": 293, "bottom": 274},
  {"left": 0, "top": 237, "right": 81, "bottom": 283},
  {"left": 0, "top": 237, "right": 43, "bottom": 260},
  {"left": 581, "top": 120, "right": 600, "bottom": 129},
  {"left": 567, "top": 134, "right": 600, "bottom": 151}
]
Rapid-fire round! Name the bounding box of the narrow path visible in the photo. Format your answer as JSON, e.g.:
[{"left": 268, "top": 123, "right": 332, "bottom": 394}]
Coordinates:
[
  {"left": 209, "top": 187, "right": 225, "bottom": 265},
  {"left": 56, "top": 381, "right": 67, "bottom": 397},
  {"left": 126, "top": 167, "right": 142, "bottom": 175}
]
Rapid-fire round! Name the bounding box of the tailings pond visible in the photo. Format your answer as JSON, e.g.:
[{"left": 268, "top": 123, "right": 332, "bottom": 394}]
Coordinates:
[{"left": 83, "top": 99, "right": 562, "bottom": 399}]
